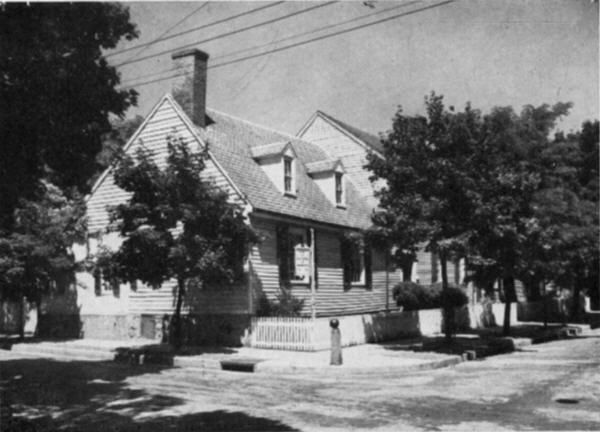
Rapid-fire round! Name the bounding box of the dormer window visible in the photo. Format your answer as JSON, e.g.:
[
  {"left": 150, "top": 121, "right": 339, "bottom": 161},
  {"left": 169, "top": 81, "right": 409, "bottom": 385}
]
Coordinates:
[
  {"left": 251, "top": 141, "right": 298, "bottom": 196},
  {"left": 284, "top": 156, "right": 293, "bottom": 194},
  {"left": 335, "top": 172, "right": 344, "bottom": 205},
  {"left": 306, "top": 158, "right": 346, "bottom": 208}
]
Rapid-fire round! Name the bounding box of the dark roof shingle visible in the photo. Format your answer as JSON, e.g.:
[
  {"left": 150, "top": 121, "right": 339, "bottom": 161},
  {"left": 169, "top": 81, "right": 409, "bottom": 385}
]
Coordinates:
[{"left": 196, "top": 109, "right": 372, "bottom": 229}]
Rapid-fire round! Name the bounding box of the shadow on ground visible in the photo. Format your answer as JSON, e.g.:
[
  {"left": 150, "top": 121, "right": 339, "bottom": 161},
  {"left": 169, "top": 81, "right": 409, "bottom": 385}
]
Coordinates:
[
  {"left": 0, "top": 358, "right": 296, "bottom": 431},
  {"left": 381, "top": 324, "right": 584, "bottom": 358}
]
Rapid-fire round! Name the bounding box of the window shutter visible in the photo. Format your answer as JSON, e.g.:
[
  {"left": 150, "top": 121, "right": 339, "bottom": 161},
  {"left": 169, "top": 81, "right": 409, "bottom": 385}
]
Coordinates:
[
  {"left": 340, "top": 237, "right": 351, "bottom": 290},
  {"left": 94, "top": 269, "right": 102, "bottom": 296},
  {"left": 112, "top": 280, "right": 120, "bottom": 298},
  {"left": 307, "top": 228, "right": 318, "bottom": 288},
  {"left": 364, "top": 247, "right": 373, "bottom": 290},
  {"left": 277, "top": 225, "right": 289, "bottom": 283}
]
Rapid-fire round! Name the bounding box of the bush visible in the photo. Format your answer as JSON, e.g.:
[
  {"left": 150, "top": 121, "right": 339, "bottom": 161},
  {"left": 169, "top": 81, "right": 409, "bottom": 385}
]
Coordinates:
[
  {"left": 393, "top": 281, "right": 468, "bottom": 310},
  {"left": 393, "top": 281, "right": 436, "bottom": 310},
  {"left": 256, "top": 289, "right": 305, "bottom": 317}
]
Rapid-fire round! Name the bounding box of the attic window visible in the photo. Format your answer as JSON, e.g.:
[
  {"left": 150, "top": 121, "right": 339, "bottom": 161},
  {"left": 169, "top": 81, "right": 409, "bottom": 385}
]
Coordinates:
[
  {"left": 335, "top": 172, "right": 344, "bottom": 205},
  {"left": 284, "top": 156, "right": 294, "bottom": 194}
]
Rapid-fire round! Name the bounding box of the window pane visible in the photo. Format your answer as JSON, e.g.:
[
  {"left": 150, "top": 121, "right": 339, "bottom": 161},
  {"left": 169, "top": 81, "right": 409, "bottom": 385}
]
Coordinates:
[{"left": 335, "top": 173, "right": 343, "bottom": 204}]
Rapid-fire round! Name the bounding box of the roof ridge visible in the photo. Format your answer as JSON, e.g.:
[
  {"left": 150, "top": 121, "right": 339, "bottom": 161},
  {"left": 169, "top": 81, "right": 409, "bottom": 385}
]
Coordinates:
[
  {"left": 315, "top": 110, "right": 384, "bottom": 154},
  {"left": 207, "top": 107, "right": 314, "bottom": 145}
]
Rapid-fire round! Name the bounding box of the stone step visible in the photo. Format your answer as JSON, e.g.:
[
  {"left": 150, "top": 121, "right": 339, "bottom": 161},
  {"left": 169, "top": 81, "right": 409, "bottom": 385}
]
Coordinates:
[{"left": 173, "top": 356, "right": 223, "bottom": 371}]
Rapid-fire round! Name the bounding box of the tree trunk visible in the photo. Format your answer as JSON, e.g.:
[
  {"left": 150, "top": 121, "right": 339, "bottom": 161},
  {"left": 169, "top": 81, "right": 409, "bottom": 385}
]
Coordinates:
[
  {"left": 502, "top": 276, "right": 515, "bottom": 336},
  {"left": 439, "top": 250, "right": 453, "bottom": 343},
  {"left": 402, "top": 259, "right": 413, "bottom": 282},
  {"left": 172, "top": 278, "right": 186, "bottom": 351},
  {"left": 571, "top": 282, "right": 581, "bottom": 321},
  {"left": 542, "top": 280, "right": 548, "bottom": 329},
  {"left": 18, "top": 296, "right": 25, "bottom": 341}
]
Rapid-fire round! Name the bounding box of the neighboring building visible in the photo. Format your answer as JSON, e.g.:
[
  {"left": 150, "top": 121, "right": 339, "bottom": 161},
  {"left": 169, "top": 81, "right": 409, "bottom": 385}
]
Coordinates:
[{"left": 41, "top": 49, "right": 458, "bottom": 344}]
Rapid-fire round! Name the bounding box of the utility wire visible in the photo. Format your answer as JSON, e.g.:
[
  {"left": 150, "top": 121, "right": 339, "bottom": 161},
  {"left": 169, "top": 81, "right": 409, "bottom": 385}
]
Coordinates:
[
  {"left": 113, "top": 2, "right": 337, "bottom": 68},
  {"left": 125, "top": 2, "right": 209, "bottom": 63},
  {"left": 119, "top": 0, "right": 421, "bottom": 87},
  {"left": 106, "top": 2, "right": 283, "bottom": 59},
  {"left": 119, "top": 1, "right": 453, "bottom": 91}
]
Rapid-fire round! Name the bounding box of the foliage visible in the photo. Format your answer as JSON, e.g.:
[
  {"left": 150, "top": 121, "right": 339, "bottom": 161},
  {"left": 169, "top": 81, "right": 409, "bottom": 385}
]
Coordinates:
[
  {"left": 392, "top": 282, "right": 467, "bottom": 310},
  {"left": 92, "top": 115, "right": 145, "bottom": 186},
  {"left": 0, "top": 3, "right": 138, "bottom": 229},
  {"left": 98, "top": 136, "right": 259, "bottom": 348},
  {"left": 0, "top": 181, "right": 86, "bottom": 333},
  {"left": 256, "top": 289, "right": 305, "bottom": 317},
  {"left": 367, "top": 93, "right": 481, "bottom": 339}
]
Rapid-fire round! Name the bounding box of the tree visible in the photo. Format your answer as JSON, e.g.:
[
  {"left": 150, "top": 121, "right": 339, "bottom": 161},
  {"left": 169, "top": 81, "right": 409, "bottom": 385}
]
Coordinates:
[
  {"left": 466, "top": 103, "right": 573, "bottom": 334},
  {"left": 92, "top": 115, "right": 145, "bottom": 186},
  {"left": 0, "top": 181, "right": 86, "bottom": 337},
  {"left": 98, "top": 136, "right": 259, "bottom": 349},
  {"left": 367, "top": 93, "right": 481, "bottom": 341},
  {"left": 0, "top": 3, "right": 138, "bottom": 229}
]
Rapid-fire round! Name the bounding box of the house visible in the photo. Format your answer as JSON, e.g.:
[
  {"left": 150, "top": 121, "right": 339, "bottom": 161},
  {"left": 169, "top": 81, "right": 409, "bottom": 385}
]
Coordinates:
[{"left": 40, "top": 49, "right": 459, "bottom": 345}]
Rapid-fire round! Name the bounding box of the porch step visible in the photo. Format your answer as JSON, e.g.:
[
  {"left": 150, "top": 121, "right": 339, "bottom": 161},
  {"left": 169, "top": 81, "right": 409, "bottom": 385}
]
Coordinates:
[{"left": 220, "top": 357, "right": 265, "bottom": 373}]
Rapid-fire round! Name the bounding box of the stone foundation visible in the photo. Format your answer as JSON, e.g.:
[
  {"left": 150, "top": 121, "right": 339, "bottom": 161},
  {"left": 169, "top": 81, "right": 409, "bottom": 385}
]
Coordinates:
[{"left": 37, "top": 313, "right": 251, "bottom": 346}]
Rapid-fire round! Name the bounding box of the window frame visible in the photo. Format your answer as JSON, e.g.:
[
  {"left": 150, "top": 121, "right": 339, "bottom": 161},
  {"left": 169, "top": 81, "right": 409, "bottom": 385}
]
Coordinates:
[
  {"left": 334, "top": 172, "right": 344, "bottom": 206},
  {"left": 283, "top": 156, "right": 294, "bottom": 195},
  {"left": 341, "top": 238, "right": 372, "bottom": 290}
]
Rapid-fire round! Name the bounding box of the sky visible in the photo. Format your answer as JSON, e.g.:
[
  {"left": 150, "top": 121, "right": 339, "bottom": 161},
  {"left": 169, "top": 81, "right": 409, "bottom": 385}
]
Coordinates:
[{"left": 109, "top": 0, "right": 599, "bottom": 137}]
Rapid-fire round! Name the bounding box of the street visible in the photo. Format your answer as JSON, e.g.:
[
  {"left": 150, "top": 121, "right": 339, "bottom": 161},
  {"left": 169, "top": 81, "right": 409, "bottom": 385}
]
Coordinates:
[{"left": 1, "top": 334, "right": 599, "bottom": 431}]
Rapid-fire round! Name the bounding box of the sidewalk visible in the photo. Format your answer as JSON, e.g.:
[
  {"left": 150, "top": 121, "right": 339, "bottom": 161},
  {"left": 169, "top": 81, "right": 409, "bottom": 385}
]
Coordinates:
[{"left": 3, "top": 322, "right": 597, "bottom": 376}]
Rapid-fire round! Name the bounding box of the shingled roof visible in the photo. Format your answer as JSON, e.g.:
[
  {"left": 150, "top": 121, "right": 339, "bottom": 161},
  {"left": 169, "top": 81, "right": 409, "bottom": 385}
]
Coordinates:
[{"left": 191, "top": 107, "right": 373, "bottom": 229}]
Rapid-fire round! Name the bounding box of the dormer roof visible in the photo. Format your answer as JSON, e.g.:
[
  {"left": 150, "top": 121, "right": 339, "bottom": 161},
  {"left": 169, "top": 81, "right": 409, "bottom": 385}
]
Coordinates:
[
  {"left": 305, "top": 159, "right": 344, "bottom": 175},
  {"left": 250, "top": 140, "right": 296, "bottom": 160}
]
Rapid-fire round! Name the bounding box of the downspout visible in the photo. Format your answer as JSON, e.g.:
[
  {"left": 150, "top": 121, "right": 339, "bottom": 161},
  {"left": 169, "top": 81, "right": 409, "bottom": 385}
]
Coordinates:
[
  {"left": 385, "top": 248, "right": 390, "bottom": 312},
  {"left": 309, "top": 228, "right": 316, "bottom": 320}
]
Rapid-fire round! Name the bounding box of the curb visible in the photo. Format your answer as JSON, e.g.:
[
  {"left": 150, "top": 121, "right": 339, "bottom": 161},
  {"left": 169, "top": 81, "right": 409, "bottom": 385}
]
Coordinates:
[{"left": 253, "top": 354, "right": 464, "bottom": 375}]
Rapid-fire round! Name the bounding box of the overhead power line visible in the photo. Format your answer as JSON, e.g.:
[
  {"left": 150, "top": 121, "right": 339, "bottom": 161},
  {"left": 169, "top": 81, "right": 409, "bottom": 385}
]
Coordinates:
[
  {"left": 113, "top": 2, "right": 337, "bottom": 68},
  {"left": 119, "top": 0, "right": 421, "bottom": 88},
  {"left": 119, "top": 1, "right": 454, "bottom": 91},
  {"left": 106, "top": 2, "right": 283, "bottom": 59},
  {"left": 125, "top": 2, "right": 209, "bottom": 63}
]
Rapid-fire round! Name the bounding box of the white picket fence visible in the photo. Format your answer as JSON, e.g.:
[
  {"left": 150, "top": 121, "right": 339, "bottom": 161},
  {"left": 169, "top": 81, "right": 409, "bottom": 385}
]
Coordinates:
[{"left": 250, "top": 317, "right": 316, "bottom": 351}]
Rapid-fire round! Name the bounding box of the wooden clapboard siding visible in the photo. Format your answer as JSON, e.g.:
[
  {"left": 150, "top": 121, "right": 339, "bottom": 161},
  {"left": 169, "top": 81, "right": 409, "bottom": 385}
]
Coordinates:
[
  {"left": 87, "top": 97, "right": 242, "bottom": 233},
  {"left": 299, "top": 116, "right": 380, "bottom": 209},
  {"left": 85, "top": 96, "right": 247, "bottom": 316},
  {"left": 248, "top": 216, "right": 402, "bottom": 316},
  {"left": 128, "top": 280, "right": 249, "bottom": 315}
]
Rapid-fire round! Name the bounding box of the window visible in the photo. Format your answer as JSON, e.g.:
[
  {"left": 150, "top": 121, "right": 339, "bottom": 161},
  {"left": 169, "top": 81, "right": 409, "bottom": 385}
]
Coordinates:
[
  {"left": 283, "top": 157, "right": 293, "bottom": 194},
  {"left": 93, "top": 269, "right": 119, "bottom": 297},
  {"left": 277, "top": 226, "right": 314, "bottom": 284},
  {"left": 335, "top": 172, "right": 344, "bottom": 205},
  {"left": 341, "top": 238, "right": 372, "bottom": 289}
]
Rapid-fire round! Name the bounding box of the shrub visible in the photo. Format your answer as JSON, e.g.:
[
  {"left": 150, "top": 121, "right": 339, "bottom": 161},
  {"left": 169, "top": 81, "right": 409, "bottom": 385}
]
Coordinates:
[
  {"left": 393, "top": 281, "right": 468, "bottom": 310},
  {"left": 393, "top": 281, "right": 436, "bottom": 310},
  {"left": 256, "top": 289, "right": 305, "bottom": 317}
]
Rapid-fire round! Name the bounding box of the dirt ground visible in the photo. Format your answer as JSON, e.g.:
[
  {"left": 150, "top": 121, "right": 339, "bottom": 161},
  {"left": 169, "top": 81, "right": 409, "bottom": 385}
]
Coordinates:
[{"left": 1, "top": 334, "right": 599, "bottom": 431}]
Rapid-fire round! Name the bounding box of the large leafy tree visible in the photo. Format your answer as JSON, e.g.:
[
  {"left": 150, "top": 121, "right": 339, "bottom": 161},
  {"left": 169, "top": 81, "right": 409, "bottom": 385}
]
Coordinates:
[
  {"left": 99, "top": 137, "right": 259, "bottom": 349},
  {"left": 367, "top": 93, "right": 481, "bottom": 340},
  {"left": 0, "top": 181, "right": 86, "bottom": 336},
  {"left": 0, "top": 3, "right": 138, "bottom": 229}
]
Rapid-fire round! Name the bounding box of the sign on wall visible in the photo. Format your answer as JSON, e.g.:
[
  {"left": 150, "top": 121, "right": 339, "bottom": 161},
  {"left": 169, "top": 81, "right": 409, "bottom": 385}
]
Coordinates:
[{"left": 294, "top": 246, "right": 311, "bottom": 281}]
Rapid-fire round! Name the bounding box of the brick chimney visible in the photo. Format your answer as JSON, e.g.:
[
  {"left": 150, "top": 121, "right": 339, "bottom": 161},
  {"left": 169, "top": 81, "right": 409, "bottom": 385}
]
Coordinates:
[{"left": 171, "top": 49, "right": 209, "bottom": 128}]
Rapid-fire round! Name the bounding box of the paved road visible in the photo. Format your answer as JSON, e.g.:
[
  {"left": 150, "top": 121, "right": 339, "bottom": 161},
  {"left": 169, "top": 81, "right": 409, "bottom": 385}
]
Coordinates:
[{"left": 1, "top": 334, "right": 599, "bottom": 431}]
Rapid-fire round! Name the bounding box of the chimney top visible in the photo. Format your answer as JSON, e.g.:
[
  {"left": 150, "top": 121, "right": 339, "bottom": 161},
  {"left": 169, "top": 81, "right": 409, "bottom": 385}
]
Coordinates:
[{"left": 171, "top": 49, "right": 209, "bottom": 61}]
